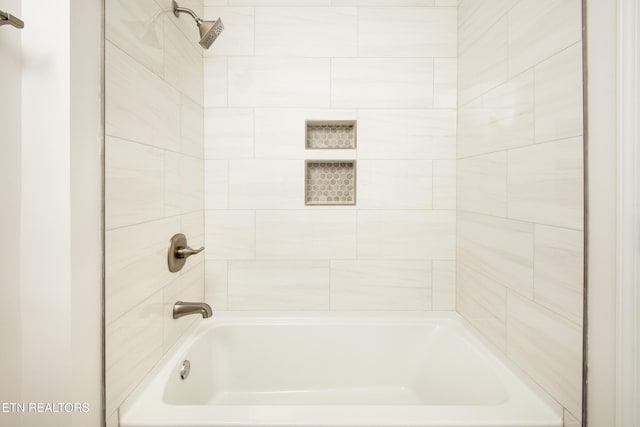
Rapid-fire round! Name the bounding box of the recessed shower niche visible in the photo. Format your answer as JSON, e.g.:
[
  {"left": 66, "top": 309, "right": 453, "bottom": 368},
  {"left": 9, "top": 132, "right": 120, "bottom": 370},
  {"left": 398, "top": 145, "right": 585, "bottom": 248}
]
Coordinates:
[
  {"left": 305, "top": 120, "right": 357, "bottom": 149},
  {"left": 304, "top": 120, "right": 357, "bottom": 206},
  {"left": 305, "top": 161, "right": 356, "bottom": 206}
]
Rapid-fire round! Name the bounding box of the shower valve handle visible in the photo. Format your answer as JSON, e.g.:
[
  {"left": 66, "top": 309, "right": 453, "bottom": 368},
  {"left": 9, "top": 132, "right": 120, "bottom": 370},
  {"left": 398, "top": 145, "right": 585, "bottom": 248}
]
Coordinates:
[
  {"left": 168, "top": 233, "right": 205, "bottom": 272},
  {"left": 177, "top": 246, "right": 204, "bottom": 259},
  {"left": 0, "top": 10, "right": 24, "bottom": 29}
]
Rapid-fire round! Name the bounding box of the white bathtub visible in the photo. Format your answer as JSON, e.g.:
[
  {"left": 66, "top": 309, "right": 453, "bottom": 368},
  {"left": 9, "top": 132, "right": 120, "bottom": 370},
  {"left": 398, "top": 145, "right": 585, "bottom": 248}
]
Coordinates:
[{"left": 119, "top": 312, "right": 562, "bottom": 427}]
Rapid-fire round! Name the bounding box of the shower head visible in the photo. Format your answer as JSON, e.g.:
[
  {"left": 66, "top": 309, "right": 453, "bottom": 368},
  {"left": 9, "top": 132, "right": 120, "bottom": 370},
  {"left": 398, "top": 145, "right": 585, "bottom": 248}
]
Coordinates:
[
  {"left": 197, "top": 18, "right": 224, "bottom": 49},
  {"left": 172, "top": 1, "right": 224, "bottom": 49}
]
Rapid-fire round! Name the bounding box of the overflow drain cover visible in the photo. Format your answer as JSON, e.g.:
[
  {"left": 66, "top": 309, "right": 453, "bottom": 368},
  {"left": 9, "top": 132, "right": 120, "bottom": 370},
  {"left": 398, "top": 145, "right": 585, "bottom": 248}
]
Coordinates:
[{"left": 180, "top": 360, "right": 191, "bottom": 380}]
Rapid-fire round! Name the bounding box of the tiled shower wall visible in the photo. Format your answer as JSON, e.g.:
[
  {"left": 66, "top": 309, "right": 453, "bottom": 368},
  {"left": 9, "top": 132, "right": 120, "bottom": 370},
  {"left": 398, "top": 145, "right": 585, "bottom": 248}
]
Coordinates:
[
  {"left": 203, "top": 0, "right": 458, "bottom": 312},
  {"left": 104, "top": 0, "right": 204, "bottom": 425},
  {"left": 456, "top": 0, "right": 584, "bottom": 424}
]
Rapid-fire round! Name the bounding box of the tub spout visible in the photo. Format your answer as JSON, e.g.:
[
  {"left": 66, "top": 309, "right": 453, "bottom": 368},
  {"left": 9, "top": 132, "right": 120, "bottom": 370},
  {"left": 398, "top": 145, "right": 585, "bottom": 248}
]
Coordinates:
[{"left": 173, "top": 301, "right": 213, "bottom": 319}]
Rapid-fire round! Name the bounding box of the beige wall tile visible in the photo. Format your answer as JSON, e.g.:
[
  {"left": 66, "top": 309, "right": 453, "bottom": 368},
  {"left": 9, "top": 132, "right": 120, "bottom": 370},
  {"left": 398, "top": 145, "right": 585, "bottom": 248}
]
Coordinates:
[
  {"left": 181, "top": 95, "right": 204, "bottom": 158},
  {"left": 458, "top": 1, "right": 584, "bottom": 419},
  {"left": 333, "top": 0, "right": 433, "bottom": 5},
  {"left": 231, "top": 0, "right": 329, "bottom": 5},
  {"left": 458, "top": 212, "right": 534, "bottom": 298},
  {"left": 534, "top": 225, "right": 584, "bottom": 325},
  {"left": 432, "top": 260, "right": 456, "bottom": 310},
  {"left": 331, "top": 261, "right": 431, "bottom": 310},
  {"left": 106, "top": 42, "right": 181, "bottom": 151},
  {"left": 105, "top": 292, "right": 163, "bottom": 416},
  {"left": 458, "top": 0, "right": 517, "bottom": 53},
  {"left": 332, "top": 59, "right": 434, "bottom": 108},
  {"left": 508, "top": 0, "right": 582, "bottom": 77},
  {"left": 205, "top": 210, "right": 256, "bottom": 259},
  {"left": 535, "top": 42, "right": 584, "bottom": 143},
  {"left": 507, "top": 137, "right": 584, "bottom": 230},
  {"left": 164, "top": 17, "right": 204, "bottom": 105},
  {"left": 106, "top": 411, "right": 119, "bottom": 427},
  {"left": 457, "top": 152, "right": 507, "bottom": 217},
  {"left": 256, "top": 7, "right": 357, "bottom": 57},
  {"left": 205, "top": 260, "right": 229, "bottom": 310},
  {"left": 564, "top": 409, "right": 581, "bottom": 427},
  {"left": 507, "top": 292, "right": 583, "bottom": 417},
  {"left": 358, "top": 210, "right": 456, "bottom": 260},
  {"left": 457, "top": 270, "right": 507, "bottom": 351},
  {"left": 204, "top": 57, "right": 228, "bottom": 107},
  {"left": 105, "top": 217, "right": 180, "bottom": 324},
  {"left": 204, "top": 160, "right": 229, "bottom": 209},
  {"left": 165, "top": 152, "right": 204, "bottom": 216},
  {"left": 458, "top": 71, "right": 534, "bottom": 157},
  {"left": 204, "top": 7, "right": 255, "bottom": 56},
  {"left": 105, "top": 137, "right": 165, "bottom": 230},
  {"left": 357, "top": 109, "right": 456, "bottom": 160},
  {"left": 358, "top": 7, "right": 456, "bottom": 58},
  {"left": 256, "top": 211, "right": 357, "bottom": 259},
  {"left": 433, "top": 160, "right": 456, "bottom": 210},
  {"left": 204, "top": 108, "right": 254, "bottom": 159},
  {"left": 228, "top": 261, "right": 330, "bottom": 309},
  {"left": 228, "top": 57, "right": 331, "bottom": 107},
  {"left": 458, "top": 263, "right": 507, "bottom": 323},
  {"left": 358, "top": 160, "right": 433, "bottom": 209},
  {"left": 458, "top": 15, "right": 507, "bottom": 105},
  {"left": 229, "top": 159, "right": 304, "bottom": 208},
  {"left": 105, "top": 0, "right": 164, "bottom": 77},
  {"left": 434, "top": 59, "right": 457, "bottom": 109}
]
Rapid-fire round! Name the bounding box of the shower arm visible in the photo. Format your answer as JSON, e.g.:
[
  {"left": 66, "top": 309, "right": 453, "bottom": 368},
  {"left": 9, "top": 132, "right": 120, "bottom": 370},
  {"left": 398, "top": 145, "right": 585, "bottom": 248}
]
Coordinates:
[{"left": 172, "top": 1, "right": 202, "bottom": 25}]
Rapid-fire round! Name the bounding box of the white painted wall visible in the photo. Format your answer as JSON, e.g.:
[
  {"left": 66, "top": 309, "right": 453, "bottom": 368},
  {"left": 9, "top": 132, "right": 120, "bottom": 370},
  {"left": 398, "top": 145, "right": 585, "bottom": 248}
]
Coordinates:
[
  {"left": 0, "top": 0, "right": 103, "bottom": 426},
  {"left": 586, "top": 0, "right": 618, "bottom": 425},
  {"left": 202, "top": 0, "right": 458, "bottom": 312},
  {"left": 0, "top": 1, "right": 23, "bottom": 426},
  {"left": 616, "top": 2, "right": 640, "bottom": 426},
  {"left": 20, "top": 4, "right": 73, "bottom": 424}
]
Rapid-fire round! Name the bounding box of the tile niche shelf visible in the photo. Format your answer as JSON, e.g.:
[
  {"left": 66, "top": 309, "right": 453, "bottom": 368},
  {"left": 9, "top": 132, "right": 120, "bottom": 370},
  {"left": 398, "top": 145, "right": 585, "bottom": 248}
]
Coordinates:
[
  {"left": 305, "top": 120, "right": 357, "bottom": 149},
  {"left": 305, "top": 160, "right": 356, "bottom": 206}
]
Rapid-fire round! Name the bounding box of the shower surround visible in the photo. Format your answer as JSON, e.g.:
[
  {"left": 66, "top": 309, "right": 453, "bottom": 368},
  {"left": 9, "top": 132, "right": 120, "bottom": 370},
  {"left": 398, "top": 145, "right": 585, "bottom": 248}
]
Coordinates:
[
  {"left": 104, "top": 0, "right": 205, "bottom": 425},
  {"left": 104, "top": 0, "right": 585, "bottom": 426},
  {"left": 456, "top": 0, "right": 584, "bottom": 425}
]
